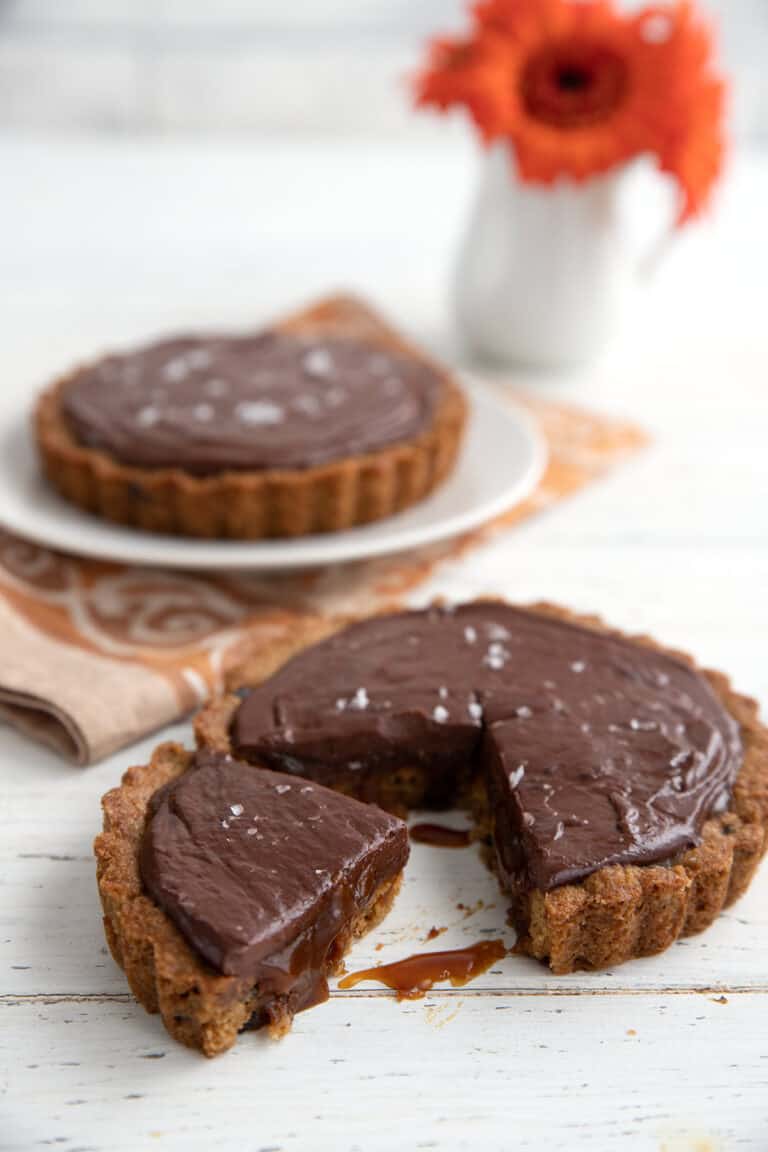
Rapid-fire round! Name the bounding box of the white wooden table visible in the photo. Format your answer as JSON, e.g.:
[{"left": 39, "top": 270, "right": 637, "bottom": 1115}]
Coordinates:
[{"left": 1, "top": 137, "right": 766, "bottom": 1151}]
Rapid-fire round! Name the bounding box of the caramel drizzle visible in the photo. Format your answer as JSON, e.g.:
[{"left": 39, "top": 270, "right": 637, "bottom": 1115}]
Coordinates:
[
  {"left": 409, "top": 822, "right": 473, "bottom": 848},
  {"left": 337, "top": 940, "right": 507, "bottom": 999}
]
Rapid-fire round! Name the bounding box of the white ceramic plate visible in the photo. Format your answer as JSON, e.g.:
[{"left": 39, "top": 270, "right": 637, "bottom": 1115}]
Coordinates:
[{"left": 0, "top": 381, "right": 546, "bottom": 571}]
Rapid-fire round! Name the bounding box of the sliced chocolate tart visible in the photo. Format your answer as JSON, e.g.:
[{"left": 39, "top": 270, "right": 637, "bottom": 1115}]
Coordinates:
[
  {"left": 197, "top": 601, "right": 768, "bottom": 974},
  {"left": 36, "top": 295, "right": 466, "bottom": 538},
  {"left": 95, "top": 745, "right": 408, "bottom": 1056}
]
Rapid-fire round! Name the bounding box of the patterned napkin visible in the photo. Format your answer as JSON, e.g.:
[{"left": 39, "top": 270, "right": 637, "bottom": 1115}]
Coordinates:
[{"left": 0, "top": 393, "right": 645, "bottom": 764}]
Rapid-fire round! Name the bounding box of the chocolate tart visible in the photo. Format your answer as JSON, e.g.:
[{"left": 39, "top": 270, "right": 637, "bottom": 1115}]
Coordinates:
[
  {"left": 36, "top": 295, "right": 467, "bottom": 539},
  {"left": 95, "top": 744, "right": 408, "bottom": 1056},
  {"left": 197, "top": 601, "right": 768, "bottom": 975}
]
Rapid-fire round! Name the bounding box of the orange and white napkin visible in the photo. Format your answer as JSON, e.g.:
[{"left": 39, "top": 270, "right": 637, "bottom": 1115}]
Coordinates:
[{"left": 0, "top": 394, "right": 645, "bottom": 764}]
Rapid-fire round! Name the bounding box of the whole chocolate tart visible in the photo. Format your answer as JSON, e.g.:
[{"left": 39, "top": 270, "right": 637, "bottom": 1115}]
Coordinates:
[
  {"left": 36, "top": 295, "right": 466, "bottom": 538},
  {"left": 97, "top": 601, "right": 768, "bottom": 1056},
  {"left": 95, "top": 745, "right": 408, "bottom": 1056},
  {"left": 197, "top": 601, "right": 768, "bottom": 975}
]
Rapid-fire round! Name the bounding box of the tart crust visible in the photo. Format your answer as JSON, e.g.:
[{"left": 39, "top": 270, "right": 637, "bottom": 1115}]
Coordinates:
[
  {"left": 94, "top": 741, "right": 404, "bottom": 1057},
  {"left": 36, "top": 295, "right": 467, "bottom": 539},
  {"left": 195, "top": 601, "right": 768, "bottom": 974}
]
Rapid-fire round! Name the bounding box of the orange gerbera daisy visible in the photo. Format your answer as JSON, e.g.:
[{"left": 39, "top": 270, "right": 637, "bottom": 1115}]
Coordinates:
[{"left": 415, "top": 0, "right": 726, "bottom": 224}]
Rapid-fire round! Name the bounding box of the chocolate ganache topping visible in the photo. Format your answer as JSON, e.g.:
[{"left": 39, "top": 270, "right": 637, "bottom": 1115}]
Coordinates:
[
  {"left": 141, "top": 752, "right": 408, "bottom": 990},
  {"left": 62, "top": 332, "right": 442, "bottom": 474},
  {"left": 232, "top": 603, "right": 742, "bottom": 891}
]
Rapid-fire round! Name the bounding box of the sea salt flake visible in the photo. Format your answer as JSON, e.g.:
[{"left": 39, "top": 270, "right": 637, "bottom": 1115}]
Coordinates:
[
  {"left": 464, "top": 626, "right": 477, "bottom": 645},
  {"left": 438, "top": 686, "right": 449, "bottom": 700},
  {"left": 516, "top": 705, "right": 532, "bottom": 719},
  {"left": 275, "top": 783, "right": 291, "bottom": 794},
  {"left": 483, "top": 643, "right": 509, "bottom": 671},
  {"left": 163, "top": 357, "right": 190, "bottom": 382},
  {"left": 236, "top": 400, "right": 284, "bottom": 426},
  {"left": 335, "top": 698, "right": 347, "bottom": 711},
  {"left": 246, "top": 828, "right": 260, "bottom": 836},
  {"left": 193, "top": 403, "right": 214, "bottom": 422},
  {"left": 468, "top": 701, "right": 483, "bottom": 722},
  {"left": 523, "top": 812, "right": 536, "bottom": 828},
  {"left": 186, "top": 348, "right": 212, "bottom": 370},
  {"left": 488, "top": 624, "right": 510, "bottom": 641},
  {"left": 433, "top": 705, "right": 449, "bottom": 724},
  {"left": 350, "top": 687, "right": 369, "bottom": 711},
  {"left": 509, "top": 765, "right": 525, "bottom": 789},
  {"left": 221, "top": 820, "right": 229, "bottom": 830},
  {"left": 348, "top": 761, "right": 362, "bottom": 771},
  {"left": 554, "top": 821, "right": 565, "bottom": 841},
  {"left": 229, "top": 803, "right": 244, "bottom": 817},
  {"left": 570, "top": 661, "right": 586, "bottom": 674},
  {"left": 303, "top": 347, "right": 334, "bottom": 379},
  {"left": 136, "top": 405, "right": 160, "bottom": 427},
  {"left": 630, "top": 718, "right": 657, "bottom": 732}
]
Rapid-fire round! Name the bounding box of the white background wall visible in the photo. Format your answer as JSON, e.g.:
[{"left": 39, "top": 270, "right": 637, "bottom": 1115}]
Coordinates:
[{"left": 0, "top": 0, "right": 766, "bottom": 142}]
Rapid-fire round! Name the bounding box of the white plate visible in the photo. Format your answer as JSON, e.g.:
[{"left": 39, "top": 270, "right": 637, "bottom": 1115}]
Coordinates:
[{"left": 0, "top": 382, "right": 546, "bottom": 570}]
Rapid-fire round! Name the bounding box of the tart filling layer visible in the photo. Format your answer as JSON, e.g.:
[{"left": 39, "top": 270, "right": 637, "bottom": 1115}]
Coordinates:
[
  {"left": 61, "top": 331, "right": 442, "bottom": 474},
  {"left": 140, "top": 751, "right": 408, "bottom": 1011},
  {"left": 231, "top": 603, "right": 742, "bottom": 891}
]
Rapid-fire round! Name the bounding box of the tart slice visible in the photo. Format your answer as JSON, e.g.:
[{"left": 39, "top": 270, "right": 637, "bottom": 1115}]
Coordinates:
[
  {"left": 196, "top": 601, "right": 768, "bottom": 973},
  {"left": 95, "top": 745, "right": 408, "bottom": 1056},
  {"left": 36, "top": 295, "right": 467, "bottom": 538}
]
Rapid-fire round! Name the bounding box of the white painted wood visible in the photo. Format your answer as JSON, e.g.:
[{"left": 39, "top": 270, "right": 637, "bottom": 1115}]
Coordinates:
[
  {"left": 0, "top": 0, "right": 765, "bottom": 141},
  {"left": 0, "top": 40, "right": 144, "bottom": 133},
  {"left": 2, "top": 993, "right": 767, "bottom": 1152},
  {"left": 0, "top": 0, "right": 459, "bottom": 36},
  {"left": 152, "top": 45, "right": 422, "bottom": 137},
  {"left": 0, "top": 137, "right": 767, "bottom": 1150}
]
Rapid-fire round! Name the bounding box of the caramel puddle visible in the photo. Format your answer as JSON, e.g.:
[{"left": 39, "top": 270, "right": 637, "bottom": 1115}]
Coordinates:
[
  {"left": 337, "top": 939, "right": 507, "bottom": 999},
  {"left": 409, "top": 822, "right": 473, "bottom": 848}
]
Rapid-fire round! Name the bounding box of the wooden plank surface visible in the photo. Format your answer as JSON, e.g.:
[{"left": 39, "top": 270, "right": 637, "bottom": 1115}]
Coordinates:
[
  {"left": 0, "top": 139, "right": 766, "bottom": 1151},
  {"left": 0, "top": 0, "right": 764, "bottom": 142},
  {"left": 3, "top": 994, "right": 766, "bottom": 1152}
]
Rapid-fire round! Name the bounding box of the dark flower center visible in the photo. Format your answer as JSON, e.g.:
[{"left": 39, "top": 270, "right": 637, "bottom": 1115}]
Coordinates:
[
  {"left": 522, "top": 42, "right": 627, "bottom": 129},
  {"left": 557, "top": 66, "right": 591, "bottom": 92}
]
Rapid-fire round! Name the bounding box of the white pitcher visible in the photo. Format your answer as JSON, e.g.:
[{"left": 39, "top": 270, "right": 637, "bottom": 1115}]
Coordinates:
[{"left": 455, "top": 145, "right": 635, "bottom": 369}]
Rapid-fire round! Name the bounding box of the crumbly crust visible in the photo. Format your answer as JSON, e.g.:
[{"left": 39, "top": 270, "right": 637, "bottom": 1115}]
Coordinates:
[
  {"left": 36, "top": 295, "right": 467, "bottom": 539},
  {"left": 94, "top": 741, "right": 404, "bottom": 1056},
  {"left": 196, "top": 600, "right": 768, "bottom": 974}
]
